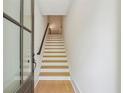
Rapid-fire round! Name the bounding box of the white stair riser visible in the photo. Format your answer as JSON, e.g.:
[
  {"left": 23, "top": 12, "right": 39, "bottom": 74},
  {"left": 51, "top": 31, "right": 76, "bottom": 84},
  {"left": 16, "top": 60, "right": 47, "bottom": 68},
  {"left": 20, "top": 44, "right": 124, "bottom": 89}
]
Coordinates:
[
  {"left": 40, "top": 69, "right": 69, "bottom": 72},
  {"left": 43, "top": 57, "right": 67, "bottom": 60},
  {"left": 45, "top": 44, "right": 64, "bottom": 46},
  {"left": 45, "top": 46, "right": 65, "bottom": 48},
  {"left": 39, "top": 76, "right": 71, "bottom": 80},
  {"left": 43, "top": 53, "right": 66, "bottom": 56},
  {"left": 46, "top": 41, "right": 64, "bottom": 42},
  {"left": 42, "top": 63, "right": 68, "bottom": 66},
  {"left": 44, "top": 49, "right": 66, "bottom": 52},
  {"left": 46, "top": 39, "right": 63, "bottom": 40}
]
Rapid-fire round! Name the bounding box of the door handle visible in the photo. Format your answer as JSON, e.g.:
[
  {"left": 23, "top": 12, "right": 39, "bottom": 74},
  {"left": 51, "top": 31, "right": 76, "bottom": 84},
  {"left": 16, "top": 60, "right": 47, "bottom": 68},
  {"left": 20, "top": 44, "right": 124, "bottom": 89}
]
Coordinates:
[
  {"left": 33, "top": 53, "right": 37, "bottom": 70},
  {"left": 27, "top": 59, "right": 30, "bottom": 63},
  {"left": 33, "top": 61, "right": 37, "bottom": 69}
]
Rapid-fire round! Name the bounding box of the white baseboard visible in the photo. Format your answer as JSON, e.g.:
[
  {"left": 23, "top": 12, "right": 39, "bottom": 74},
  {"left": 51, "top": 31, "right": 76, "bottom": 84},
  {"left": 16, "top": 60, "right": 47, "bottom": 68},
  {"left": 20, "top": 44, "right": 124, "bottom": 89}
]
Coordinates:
[
  {"left": 70, "top": 80, "right": 81, "bottom": 93},
  {"left": 34, "top": 78, "right": 39, "bottom": 88}
]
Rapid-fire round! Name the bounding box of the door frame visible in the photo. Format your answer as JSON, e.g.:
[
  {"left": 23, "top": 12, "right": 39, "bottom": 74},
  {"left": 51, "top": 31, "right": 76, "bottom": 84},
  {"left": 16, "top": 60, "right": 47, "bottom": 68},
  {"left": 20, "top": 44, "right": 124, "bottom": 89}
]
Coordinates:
[{"left": 3, "top": 0, "right": 34, "bottom": 92}]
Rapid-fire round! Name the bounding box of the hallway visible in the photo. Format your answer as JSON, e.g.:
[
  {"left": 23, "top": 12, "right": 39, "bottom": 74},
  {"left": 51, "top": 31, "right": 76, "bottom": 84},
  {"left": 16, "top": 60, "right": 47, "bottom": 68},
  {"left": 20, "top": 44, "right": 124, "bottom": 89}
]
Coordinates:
[{"left": 3, "top": 0, "right": 121, "bottom": 93}]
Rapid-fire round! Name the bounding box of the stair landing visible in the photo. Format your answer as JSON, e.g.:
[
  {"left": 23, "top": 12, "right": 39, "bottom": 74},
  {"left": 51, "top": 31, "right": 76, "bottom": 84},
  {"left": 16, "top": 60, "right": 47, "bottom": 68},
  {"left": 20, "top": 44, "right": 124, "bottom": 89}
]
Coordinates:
[{"left": 35, "top": 80, "right": 75, "bottom": 93}]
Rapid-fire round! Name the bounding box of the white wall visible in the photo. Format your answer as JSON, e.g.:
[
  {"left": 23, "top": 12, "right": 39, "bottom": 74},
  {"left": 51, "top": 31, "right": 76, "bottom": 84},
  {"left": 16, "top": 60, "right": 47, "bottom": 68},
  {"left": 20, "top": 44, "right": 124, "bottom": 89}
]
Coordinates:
[
  {"left": 38, "top": 0, "right": 71, "bottom": 15},
  {"left": 63, "top": 0, "right": 121, "bottom": 93},
  {"left": 34, "top": 0, "right": 47, "bottom": 87}
]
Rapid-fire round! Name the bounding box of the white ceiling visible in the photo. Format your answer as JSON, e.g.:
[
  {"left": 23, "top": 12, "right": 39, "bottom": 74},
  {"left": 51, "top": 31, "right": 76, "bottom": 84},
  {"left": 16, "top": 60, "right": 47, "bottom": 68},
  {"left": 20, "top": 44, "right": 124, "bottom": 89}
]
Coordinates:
[{"left": 38, "top": 0, "right": 72, "bottom": 15}]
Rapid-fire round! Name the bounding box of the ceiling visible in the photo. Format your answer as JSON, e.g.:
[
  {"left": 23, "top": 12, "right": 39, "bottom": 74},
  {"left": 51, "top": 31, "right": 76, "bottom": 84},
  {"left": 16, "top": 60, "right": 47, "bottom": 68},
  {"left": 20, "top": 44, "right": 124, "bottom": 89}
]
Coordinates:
[{"left": 37, "top": 0, "right": 72, "bottom": 15}]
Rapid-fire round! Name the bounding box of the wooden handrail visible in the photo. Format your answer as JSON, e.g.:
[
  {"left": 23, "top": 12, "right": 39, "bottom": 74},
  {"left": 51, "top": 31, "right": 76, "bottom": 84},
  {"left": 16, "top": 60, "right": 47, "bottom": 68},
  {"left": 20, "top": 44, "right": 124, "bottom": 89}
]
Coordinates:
[{"left": 37, "top": 23, "right": 50, "bottom": 55}]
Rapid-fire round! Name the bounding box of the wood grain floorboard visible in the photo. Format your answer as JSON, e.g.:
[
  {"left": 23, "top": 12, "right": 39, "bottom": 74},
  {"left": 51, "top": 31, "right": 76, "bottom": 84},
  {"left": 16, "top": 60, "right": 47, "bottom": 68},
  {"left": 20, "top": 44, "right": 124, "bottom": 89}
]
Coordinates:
[{"left": 34, "top": 80, "right": 75, "bottom": 93}]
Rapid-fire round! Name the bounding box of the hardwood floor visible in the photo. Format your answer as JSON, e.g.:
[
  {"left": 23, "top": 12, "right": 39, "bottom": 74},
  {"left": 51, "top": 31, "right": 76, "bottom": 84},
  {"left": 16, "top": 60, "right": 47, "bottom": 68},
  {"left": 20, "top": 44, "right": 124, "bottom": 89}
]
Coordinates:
[{"left": 34, "top": 80, "right": 75, "bottom": 93}]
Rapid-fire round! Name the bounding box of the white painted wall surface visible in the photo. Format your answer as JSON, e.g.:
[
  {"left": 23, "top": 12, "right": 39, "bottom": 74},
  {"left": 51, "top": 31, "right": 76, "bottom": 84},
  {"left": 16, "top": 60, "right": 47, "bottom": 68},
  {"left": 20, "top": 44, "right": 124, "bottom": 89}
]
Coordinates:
[
  {"left": 38, "top": 0, "right": 71, "bottom": 15},
  {"left": 34, "top": 0, "right": 47, "bottom": 87},
  {"left": 63, "top": 0, "right": 121, "bottom": 93}
]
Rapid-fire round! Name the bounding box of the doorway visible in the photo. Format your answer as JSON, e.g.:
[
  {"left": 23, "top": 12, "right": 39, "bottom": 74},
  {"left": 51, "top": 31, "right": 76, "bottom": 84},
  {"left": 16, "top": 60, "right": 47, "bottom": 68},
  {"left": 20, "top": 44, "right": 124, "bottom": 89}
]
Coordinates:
[{"left": 3, "top": 0, "right": 34, "bottom": 93}]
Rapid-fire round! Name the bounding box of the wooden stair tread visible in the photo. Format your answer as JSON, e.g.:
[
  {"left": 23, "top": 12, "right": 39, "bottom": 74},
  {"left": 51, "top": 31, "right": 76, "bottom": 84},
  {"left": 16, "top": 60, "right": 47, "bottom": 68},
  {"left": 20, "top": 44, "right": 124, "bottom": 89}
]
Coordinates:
[
  {"left": 40, "top": 72, "right": 70, "bottom": 76},
  {"left": 44, "top": 51, "right": 66, "bottom": 53},
  {"left": 42, "top": 60, "right": 67, "bottom": 63},
  {"left": 43, "top": 55, "right": 67, "bottom": 57},
  {"left": 47, "top": 39, "right": 64, "bottom": 41},
  {"left": 41, "top": 66, "right": 69, "bottom": 69},
  {"left": 45, "top": 48, "right": 65, "bottom": 49},
  {"left": 46, "top": 42, "right": 64, "bottom": 43},
  {"left": 45, "top": 45, "right": 64, "bottom": 46}
]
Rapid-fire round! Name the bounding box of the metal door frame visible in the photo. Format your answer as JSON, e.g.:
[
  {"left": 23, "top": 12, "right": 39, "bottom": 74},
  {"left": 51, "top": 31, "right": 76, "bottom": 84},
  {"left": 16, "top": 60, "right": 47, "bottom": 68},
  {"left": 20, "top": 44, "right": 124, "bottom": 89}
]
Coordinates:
[{"left": 3, "top": 0, "right": 34, "bottom": 92}]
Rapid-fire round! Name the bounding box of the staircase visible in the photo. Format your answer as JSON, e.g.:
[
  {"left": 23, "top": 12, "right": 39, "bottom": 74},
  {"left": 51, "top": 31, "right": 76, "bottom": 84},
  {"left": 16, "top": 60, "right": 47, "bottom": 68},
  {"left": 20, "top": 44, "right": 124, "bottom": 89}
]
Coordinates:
[{"left": 39, "top": 34, "right": 70, "bottom": 80}]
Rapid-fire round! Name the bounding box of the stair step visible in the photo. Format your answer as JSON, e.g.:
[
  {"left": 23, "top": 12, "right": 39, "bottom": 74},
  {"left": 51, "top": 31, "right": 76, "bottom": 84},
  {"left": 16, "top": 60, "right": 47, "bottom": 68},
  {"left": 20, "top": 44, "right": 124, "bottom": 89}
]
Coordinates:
[
  {"left": 40, "top": 72, "right": 70, "bottom": 76},
  {"left": 47, "top": 39, "right": 64, "bottom": 41},
  {"left": 41, "top": 66, "right": 69, "bottom": 69},
  {"left": 45, "top": 49, "right": 66, "bottom": 51},
  {"left": 45, "top": 46, "right": 65, "bottom": 48},
  {"left": 45, "top": 43, "right": 64, "bottom": 45},
  {"left": 48, "top": 35, "right": 62, "bottom": 36},
  {"left": 43, "top": 55, "right": 67, "bottom": 57},
  {"left": 46, "top": 42, "right": 64, "bottom": 44},
  {"left": 45, "top": 45, "right": 64, "bottom": 46},
  {"left": 43, "top": 58, "right": 67, "bottom": 61},
  {"left": 44, "top": 49, "right": 66, "bottom": 51},
  {"left": 46, "top": 41, "right": 64, "bottom": 43},
  {"left": 47, "top": 37, "right": 63, "bottom": 38},
  {"left": 41, "top": 69, "right": 69, "bottom": 72},
  {"left": 43, "top": 53, "right": 66, "bottom": 56},
  {"left": 44, "top": 49, "right": 66, "bottom": 53},
  {"left": 42, "top": 60, "right": 67, "bottom": 63},
  {"left": 47, "top": 37, "right": 64, "bottom": 40},
  {"left": 41, "top": 63, "right": 68, "bottom": 66},
  {"left": 44, "top": 50, "right": 66, "bottom": 53},
  {"left": 47, "top": 36, "right": 62, "bottom": 37},
  {"left": 39, "top": 76, "right": 70, "bottom": 80},
  {"left": 44, "top": 48, "right": 65, "bottom": 50},
  {"left": 45, "top": 48, "right": 65, "bottom": 49},
  {"left": 45, "top": 44, "right": 64, "bottom": 46},
  {"left": 48, "top": 34, "right": 62, "bottom": 35}
]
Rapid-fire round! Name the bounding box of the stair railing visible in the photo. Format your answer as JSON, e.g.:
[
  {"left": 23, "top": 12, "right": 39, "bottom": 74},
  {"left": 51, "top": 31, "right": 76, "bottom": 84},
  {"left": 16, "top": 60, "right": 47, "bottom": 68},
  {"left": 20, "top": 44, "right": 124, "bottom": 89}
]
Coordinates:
[
  {"left": 33, "top": 23, "right": 50, "bottom": 69},
  {"left": 37, "top": 23, "right": 50, "bottom": 55}
]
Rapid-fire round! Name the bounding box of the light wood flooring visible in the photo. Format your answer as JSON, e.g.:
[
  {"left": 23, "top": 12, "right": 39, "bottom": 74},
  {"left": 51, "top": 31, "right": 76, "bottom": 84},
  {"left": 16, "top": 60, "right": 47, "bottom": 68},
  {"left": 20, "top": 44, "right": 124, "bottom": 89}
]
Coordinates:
[{"left": 34, "top": 80, "right": 75, "bottom": 93}]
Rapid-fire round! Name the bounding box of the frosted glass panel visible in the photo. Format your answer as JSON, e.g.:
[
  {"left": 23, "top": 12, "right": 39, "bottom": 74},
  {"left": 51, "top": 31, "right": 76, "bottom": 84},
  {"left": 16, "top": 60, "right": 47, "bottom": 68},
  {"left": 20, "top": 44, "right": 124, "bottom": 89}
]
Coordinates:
[
  {"left": 3, "top": 18, "right": 20, "bottom": 93},
  {"left": 3, "top": 0, "right": 20, "bottom": 22},
  {"left": 23, "top": 0, "right": 32, "bottom": 30},
  {"left": 23, "top": 30, "right": 32, "bottom": 81}
]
